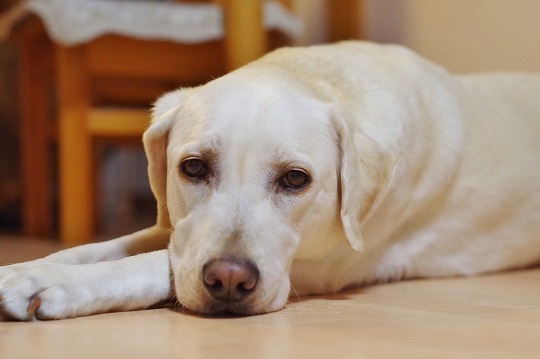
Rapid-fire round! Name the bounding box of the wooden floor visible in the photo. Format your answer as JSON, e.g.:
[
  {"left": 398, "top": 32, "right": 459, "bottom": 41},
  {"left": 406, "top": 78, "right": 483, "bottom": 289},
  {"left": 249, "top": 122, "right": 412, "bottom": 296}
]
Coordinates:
[{"left": 1, "top": 236, "right": 540, "bottom": 358}]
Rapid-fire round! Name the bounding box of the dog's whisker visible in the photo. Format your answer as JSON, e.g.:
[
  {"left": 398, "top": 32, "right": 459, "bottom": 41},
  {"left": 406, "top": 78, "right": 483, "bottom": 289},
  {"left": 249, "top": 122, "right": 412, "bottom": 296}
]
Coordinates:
[
  {"left": 289, "top": 285, "right": 301, "bottom": 303},
  {"left": 160, "top": 201, "right": 168, "bottom": 213}
]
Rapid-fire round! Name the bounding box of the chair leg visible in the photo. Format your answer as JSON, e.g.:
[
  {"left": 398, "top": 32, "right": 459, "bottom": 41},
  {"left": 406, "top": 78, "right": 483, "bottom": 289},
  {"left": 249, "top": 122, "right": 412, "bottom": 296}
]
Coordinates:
[
  {"left": 328, "top": 0, "right": 363, "bottom": 41},
  {"left": 17, "top": 24, "right": 54, "bottom": 237},
  {"left": 56, "top": 46, "right": 94, "bottom": 244},
  {"left": 222, "top": 0, "right": 266, "bottom": 70}
]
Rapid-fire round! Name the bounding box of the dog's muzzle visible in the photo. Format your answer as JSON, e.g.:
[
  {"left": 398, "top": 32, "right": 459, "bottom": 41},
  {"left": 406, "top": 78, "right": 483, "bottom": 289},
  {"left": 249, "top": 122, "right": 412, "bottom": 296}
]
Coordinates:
[{"left": 202, "top": 258, "right": 260, "bottom": 304}]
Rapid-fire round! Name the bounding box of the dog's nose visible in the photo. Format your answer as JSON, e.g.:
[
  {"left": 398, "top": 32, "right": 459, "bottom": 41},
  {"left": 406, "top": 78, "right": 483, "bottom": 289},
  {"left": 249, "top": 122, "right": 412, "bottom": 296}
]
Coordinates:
[{"left": 203, "top": 258, "right": 260, "bottom": 303}]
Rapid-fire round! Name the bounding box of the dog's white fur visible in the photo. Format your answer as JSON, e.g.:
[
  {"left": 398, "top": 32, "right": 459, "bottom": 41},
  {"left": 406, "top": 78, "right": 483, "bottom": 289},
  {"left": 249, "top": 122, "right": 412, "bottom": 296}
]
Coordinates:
[{"left": 1, "top": 41, "right": 540, "bottom": 320}]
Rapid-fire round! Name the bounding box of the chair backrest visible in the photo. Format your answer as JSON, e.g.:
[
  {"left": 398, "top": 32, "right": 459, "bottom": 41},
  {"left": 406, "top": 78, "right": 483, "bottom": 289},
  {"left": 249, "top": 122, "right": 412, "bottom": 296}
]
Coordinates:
[
  {"left": 174, "top": 0, "right": 294, "bottom": 69},
  {"left": 87, "top": 0, "right": 294, "bottom": 107}
]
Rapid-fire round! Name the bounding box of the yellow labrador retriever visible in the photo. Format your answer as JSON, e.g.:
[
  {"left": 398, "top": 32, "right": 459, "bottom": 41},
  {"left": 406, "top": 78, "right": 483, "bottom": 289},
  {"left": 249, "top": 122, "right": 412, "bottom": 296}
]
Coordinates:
[{"left": 2, "top": 41, "right": 540, "bottom": 320}]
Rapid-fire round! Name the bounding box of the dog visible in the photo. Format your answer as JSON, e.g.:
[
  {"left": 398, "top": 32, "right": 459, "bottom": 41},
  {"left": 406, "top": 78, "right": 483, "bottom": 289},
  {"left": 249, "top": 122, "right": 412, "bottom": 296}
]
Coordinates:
[{"left": 1, "top": 41, "right": 540, "bottom": 321}]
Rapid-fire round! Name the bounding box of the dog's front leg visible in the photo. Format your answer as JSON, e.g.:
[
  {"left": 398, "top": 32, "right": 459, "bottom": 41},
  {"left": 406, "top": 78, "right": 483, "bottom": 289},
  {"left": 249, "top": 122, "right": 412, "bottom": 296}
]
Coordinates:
[
  {"left": 0, "top": 250, "right": 172, "bottom": 321},
  {"left": 41, "top": 225, "right": 171, "bottom": 265}
]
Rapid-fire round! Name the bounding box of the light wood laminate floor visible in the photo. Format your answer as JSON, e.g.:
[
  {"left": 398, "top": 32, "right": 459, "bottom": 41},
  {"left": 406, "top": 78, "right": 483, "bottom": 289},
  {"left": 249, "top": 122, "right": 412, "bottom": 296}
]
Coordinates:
[{"left": 1, "top": 236, "right": 540, "bottom": 358}]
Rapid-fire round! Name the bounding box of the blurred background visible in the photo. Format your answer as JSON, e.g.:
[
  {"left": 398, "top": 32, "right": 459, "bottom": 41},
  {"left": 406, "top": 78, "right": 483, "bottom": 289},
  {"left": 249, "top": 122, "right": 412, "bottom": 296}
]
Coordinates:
[{"left": 0, "top": 0, "right": 539, "bottom": 245}]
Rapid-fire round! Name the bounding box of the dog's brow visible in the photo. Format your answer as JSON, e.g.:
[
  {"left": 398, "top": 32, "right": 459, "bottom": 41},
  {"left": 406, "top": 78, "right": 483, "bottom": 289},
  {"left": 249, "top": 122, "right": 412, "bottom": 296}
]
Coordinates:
[
  {"left": 272, "top": 151, "right": 313, "bottom": 171},
  {"left": 198, "top": 148, "right": 219, "bottom": 164},
  {"left": 181, "top": 138, "right": 220, "bottom": 159}
]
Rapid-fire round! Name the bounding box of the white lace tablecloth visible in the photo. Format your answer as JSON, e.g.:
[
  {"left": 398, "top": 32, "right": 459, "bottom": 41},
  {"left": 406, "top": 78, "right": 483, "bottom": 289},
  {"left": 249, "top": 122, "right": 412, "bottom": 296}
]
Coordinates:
[{"left": 1, "top": 0, "right": 302, "bottom": 45}]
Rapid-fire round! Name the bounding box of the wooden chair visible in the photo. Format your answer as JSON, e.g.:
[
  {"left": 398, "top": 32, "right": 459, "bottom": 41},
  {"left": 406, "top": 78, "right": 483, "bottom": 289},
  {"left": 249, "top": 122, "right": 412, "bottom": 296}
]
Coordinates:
[{"left": 15, "top": 0, "right": 294, "bottom": 243}]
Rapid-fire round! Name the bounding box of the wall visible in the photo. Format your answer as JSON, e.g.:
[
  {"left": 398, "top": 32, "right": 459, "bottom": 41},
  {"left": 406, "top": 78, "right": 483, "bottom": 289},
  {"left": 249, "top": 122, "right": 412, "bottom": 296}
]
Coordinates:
[{"left": 363, "top": 0, "right": 540, "bottom": 73}]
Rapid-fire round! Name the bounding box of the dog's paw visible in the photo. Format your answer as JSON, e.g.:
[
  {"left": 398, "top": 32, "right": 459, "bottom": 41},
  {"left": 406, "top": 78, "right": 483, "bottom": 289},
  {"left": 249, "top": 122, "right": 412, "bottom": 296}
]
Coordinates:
[{"left": 0, "top": 263, "right": 83, "bottom": 321}]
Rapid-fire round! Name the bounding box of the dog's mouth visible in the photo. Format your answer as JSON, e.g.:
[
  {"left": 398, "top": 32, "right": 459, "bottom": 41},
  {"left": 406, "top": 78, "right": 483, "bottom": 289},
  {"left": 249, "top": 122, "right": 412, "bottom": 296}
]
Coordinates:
[
  {"left": 171, "top": 289, "right": 268, "bottom": 316},
  {"left": 196, "top": 300, "right": 261, "bottom": 316},
  {"left": 187, "top": 281, "right": 288, "bottom": 316}
]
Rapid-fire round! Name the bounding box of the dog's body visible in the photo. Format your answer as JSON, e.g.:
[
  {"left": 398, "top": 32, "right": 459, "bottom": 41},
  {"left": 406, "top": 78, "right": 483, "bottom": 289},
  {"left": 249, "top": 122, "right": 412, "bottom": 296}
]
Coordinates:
[{"left": 1, "top": 41, "right": 540, "bottom": 320}]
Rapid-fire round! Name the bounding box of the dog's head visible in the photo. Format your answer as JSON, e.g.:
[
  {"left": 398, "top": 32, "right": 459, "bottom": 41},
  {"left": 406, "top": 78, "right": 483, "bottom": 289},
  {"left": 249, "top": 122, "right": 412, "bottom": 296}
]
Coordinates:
[{"left": 143, "top": 67, "right": 395, "bottom": 315}]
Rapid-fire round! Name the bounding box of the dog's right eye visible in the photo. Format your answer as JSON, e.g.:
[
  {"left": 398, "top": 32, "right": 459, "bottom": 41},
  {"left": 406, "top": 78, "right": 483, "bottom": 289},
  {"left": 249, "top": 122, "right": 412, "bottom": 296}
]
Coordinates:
[
  {"left": 280, "top": 169, "right": 310, "bottom": 190},
  {"left": 180, "top": 158, "right": 207, "bottom": 179}
]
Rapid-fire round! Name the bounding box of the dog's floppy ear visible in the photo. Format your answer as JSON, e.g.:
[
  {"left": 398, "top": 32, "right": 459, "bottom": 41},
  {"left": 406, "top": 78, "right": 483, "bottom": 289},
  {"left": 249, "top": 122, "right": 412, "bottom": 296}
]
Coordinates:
[
  {"left": 143, "top": 89, "right": 186, "bottom": 229},
  {"left": 334, "top": 116, "right": 396, "bottom": 252}
]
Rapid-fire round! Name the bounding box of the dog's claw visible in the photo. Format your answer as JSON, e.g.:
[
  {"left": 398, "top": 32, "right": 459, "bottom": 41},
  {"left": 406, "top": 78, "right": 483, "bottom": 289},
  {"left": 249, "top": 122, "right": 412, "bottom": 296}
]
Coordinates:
[{"left": 27, "top": 294, "right": 42, "bottom": 319}]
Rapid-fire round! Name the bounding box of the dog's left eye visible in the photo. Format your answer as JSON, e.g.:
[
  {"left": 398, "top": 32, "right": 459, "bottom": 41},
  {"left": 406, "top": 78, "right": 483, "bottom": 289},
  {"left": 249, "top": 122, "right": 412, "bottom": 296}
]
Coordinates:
[
  {"left": 180, "top": 158, "right": 207, "bottom": 179},
  {"left": 281, "top": 169, "right": 310, "bottom": 190}
]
